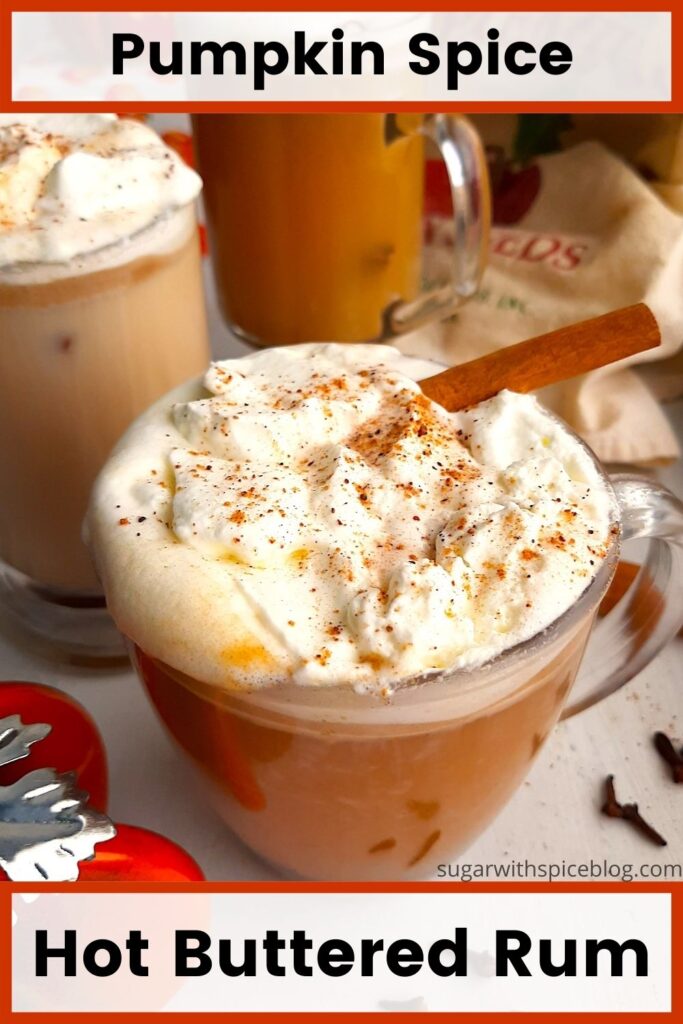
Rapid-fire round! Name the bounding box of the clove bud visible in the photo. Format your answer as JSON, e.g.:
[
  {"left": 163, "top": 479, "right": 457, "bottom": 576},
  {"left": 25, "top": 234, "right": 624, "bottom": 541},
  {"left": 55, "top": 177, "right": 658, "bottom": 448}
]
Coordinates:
[
  {"left": 601, "top": 775, "right": 667, "bottom": 847},
  {"left": 653, "top": 731, "right": 683, "bottom": 784}
]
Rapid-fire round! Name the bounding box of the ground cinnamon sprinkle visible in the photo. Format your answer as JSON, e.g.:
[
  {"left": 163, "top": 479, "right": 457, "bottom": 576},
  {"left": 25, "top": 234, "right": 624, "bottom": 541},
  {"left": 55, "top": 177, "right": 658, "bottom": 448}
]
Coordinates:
[
  {"left": 441, "top": 463, "right": 481, "bottom": 484},
  {"left": 156, "top": 347, "right": 613, "bottom": 689}
]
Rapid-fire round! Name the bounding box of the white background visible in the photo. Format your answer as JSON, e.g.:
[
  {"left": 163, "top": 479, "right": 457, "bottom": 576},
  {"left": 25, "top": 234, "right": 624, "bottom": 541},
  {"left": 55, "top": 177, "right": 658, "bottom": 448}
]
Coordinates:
[{"left": 11, "top": 892, "right": 671, "bottom": 1012}]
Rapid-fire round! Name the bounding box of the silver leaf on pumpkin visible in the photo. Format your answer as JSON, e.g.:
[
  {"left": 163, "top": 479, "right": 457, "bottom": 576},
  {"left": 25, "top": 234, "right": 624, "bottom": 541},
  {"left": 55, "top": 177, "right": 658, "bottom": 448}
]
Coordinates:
[
  {"left": 0, "top": 715, "right": 116, "bottom": 882},
  {"left": 0, "top": 715, "right": 51, "bottom": 769}
]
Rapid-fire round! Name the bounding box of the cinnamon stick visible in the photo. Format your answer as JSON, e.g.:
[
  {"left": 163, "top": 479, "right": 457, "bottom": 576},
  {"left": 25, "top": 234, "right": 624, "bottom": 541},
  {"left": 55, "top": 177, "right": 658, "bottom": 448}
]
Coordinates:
[{"left": 420, "top": 303, "right": 660, "bottom": 412}]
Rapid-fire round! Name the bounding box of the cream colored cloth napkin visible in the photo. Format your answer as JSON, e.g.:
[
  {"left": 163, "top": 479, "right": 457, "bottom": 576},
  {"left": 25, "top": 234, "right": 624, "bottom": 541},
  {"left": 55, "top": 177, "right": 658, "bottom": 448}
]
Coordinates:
[{"left": 398, "top": 141, "right": 683, "bottom": 464}]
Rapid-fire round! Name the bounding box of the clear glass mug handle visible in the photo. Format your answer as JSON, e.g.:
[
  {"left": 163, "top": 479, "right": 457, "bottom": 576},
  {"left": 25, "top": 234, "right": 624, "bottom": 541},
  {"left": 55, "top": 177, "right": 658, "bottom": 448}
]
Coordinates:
[
  {"left": 563, "top": 474, "right": 683, "bottom": 718},
  {"left": 386, "top": 113, "right": 490, "bottom": 337}
]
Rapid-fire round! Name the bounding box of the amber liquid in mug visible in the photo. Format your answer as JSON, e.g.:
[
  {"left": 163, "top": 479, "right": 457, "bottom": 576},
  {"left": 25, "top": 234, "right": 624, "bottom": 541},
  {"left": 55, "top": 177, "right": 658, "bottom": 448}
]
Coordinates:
[
  {"left": 135, "top": 615, "right": 592, "bottom": 881},
  {"left": 193, "top": 114, "right": 425, "bottom": 345},
  {"left": 0, "top": 220, "right": 209, "bottom": 591}
]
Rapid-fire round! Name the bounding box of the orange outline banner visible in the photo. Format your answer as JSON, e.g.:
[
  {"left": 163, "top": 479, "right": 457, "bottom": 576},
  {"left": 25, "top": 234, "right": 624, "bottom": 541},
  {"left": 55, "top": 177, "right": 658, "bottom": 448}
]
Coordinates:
[
  {"left": 1, "top": 1, "right": 680, "bottom": 112},
  {"left": 1, "top": 881, "right": 680, "bottom": 1021}
]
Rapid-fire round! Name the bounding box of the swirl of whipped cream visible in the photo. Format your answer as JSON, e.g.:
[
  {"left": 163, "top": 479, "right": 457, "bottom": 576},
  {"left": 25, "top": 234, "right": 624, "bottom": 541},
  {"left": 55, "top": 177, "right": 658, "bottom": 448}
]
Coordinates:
[
  {"left": 0, "top": 114, "right": 201, "bottom": 267},
  {"left": 88, "top": 344, "right": 615, "bottom": 694}
]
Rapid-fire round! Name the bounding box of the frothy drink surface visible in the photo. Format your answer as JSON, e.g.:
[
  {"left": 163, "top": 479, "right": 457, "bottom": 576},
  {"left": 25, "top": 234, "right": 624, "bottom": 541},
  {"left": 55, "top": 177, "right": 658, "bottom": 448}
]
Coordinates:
[{"left": 89, "top": 343, "right": 614, "bottom": 691}]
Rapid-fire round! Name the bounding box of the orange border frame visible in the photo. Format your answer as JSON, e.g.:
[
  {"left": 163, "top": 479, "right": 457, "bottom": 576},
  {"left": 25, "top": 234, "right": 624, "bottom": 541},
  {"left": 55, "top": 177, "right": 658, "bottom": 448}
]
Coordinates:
[
  {"left": 0, "top": 3, "right": 681, "bottom": 1020},
  {"left": 0, "top": 881, "right": 679, "bottom": 1020},
  {"left": 0, "top": 1, "right": 679, "bottom": 112}
]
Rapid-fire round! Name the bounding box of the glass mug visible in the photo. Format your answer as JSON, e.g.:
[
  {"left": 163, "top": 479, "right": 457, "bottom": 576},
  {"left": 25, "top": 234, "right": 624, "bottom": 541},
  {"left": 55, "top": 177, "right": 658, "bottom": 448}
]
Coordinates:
[
  {"left": 0, "top": 207, "right": 210, "bottom": 663},
  {"left": 129, "top": 466, "right": 683, "bottom": 881},
  {"left": 192, "top": 113, "right": 489, "bottom": 346}
]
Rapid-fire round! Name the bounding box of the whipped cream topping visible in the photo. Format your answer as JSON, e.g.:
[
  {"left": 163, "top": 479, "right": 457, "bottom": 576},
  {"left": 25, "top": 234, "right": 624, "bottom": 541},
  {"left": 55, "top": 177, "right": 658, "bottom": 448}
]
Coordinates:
[
  {"left": 88, "top": 344, "right": 615, "bottom": 694},
  {"left": 0, "top": 114, "right": 201, "bottom": 267}
]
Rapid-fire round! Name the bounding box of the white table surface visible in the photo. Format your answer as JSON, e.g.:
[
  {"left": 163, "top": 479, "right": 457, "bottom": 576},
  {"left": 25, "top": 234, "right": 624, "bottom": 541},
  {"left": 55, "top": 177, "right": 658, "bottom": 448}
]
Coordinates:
[{"left": 3, "top": 261, "right": 683, "bottom": 882}]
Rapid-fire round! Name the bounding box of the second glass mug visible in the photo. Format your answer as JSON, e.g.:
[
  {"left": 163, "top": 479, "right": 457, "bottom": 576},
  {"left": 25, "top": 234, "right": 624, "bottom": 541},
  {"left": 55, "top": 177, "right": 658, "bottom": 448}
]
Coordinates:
[
  {"left": 130, "top": 467, "right": 683, "bottom": 881},
  {"left": 192, "top": 112, "right": 489, "bottom": 346},
  {"left": 0, "top": 207, "right": 209, "bottom": 662}
]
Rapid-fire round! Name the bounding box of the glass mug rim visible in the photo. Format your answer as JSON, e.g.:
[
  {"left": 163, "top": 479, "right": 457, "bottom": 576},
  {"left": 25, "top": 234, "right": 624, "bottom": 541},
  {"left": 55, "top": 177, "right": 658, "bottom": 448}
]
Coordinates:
[{"left": 140, "top": 399, "right": 620, "bottom": 727}]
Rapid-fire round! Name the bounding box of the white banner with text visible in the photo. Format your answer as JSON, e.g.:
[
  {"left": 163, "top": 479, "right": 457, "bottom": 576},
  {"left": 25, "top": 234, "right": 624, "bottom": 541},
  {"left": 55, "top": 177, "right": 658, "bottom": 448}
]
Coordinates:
[{"left": 11, "top": 11, "right": 671, "bottom": 104}]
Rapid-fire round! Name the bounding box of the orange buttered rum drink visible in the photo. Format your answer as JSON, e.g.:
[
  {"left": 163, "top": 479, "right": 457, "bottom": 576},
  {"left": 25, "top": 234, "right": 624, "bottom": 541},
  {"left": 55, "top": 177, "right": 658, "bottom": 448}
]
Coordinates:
[{"left": 89, "top": 344, "right": 617, "bottom": 879}]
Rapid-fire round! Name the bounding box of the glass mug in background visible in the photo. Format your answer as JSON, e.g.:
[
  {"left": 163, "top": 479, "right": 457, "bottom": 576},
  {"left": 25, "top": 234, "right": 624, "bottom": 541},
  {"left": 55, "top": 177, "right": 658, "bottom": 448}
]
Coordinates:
[
  {"left": 0, "top": 207, "right": 210, "bottom": 663},
  {"left": 131, "top": 469, "right": 683, "bottom": 881},
  {"left": 193, "top": 113, "right": 489, "bottom": 346}
]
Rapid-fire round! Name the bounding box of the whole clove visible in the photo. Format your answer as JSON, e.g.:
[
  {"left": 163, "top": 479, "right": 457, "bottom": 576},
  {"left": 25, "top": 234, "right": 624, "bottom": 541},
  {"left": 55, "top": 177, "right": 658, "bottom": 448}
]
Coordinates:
[
  {"left": 601, "top": 775, "right": 667, "bottom": 847},
  {"left": 653, "top": 731, "right": 683, "bottom": 783}
]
